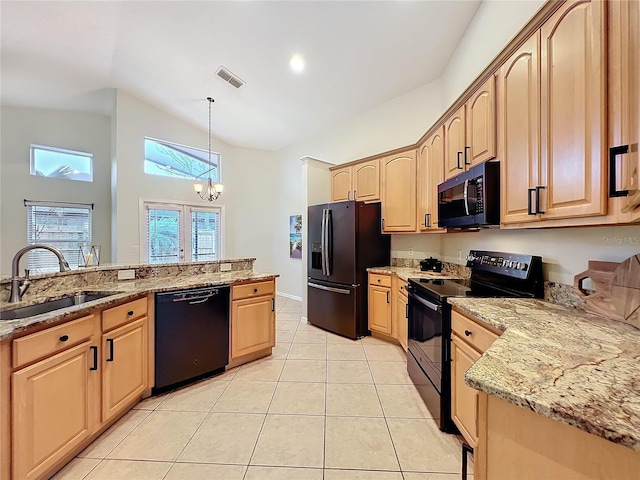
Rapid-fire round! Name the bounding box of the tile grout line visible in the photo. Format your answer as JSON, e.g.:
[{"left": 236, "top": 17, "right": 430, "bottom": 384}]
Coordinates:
[{"left": 241, "top": 312, "right": 295, "bottom": 479}]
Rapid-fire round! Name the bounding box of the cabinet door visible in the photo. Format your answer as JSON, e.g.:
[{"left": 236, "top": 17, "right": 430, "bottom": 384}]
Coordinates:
[
  {"left": 396, "top": 294, "right": 408, "bottom": 352},
  {"left": 500, "top": 33, "right": 541, "bottom": 224},
  {"left": 417, "top": 128, "right": 444, "bottom": 231},
  {"left": 231, "top": 296, "right": 275, "bottom": 359},
  {"left": 540, "top": 0, "right": 607, "bottom": 219},
  {"left": 331, "top": 166, "right": 353, "bottom": 202},
  {"left": 467, "top": 75, "right": 496, "bottom": 166},
  {"left": 102, "top": 317, "right": 148, "bottom": 423},
  {"left": 381, "top": 151, "right": 417, "bottom": 232},
  {"left": 451, "top": 335, "right": 481, "bottom": 448},
  {"left": 610, "top": 0, "right": 640, "bottom": 221},
  {"left": 444, "top": 106, "right": 466, "bottom": 180},
  {"left": 353, "top": 159, "right": 380, "bottom": 202},
  {"left": 368, "top": 285, "right": 392, "bottom": 335},
  {"left": 12, "top": 341, "right": 99, "bottom": 480}
]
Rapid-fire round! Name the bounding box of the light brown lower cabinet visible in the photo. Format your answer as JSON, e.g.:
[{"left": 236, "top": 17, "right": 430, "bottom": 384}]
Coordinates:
[
  {"left": 451, "top": 335, "right": 480, "bottom": 447},
  {"left": 230, "top": 280, "right": 276, "bottom": 363},
  {"left": 368, "top": 284, "right": 392, "bottom": 336},
  {"left": 101, "top": 317, "right": 148, "bottom": 423},
  {"left": 476, "top": 393, "right": 640, "bottom": 480},
  {"left": 12, "top": 340, "right": 100, "bottom": 480},
  {"left": 6, "top": 296, "right": 151, "bottom": 480}
]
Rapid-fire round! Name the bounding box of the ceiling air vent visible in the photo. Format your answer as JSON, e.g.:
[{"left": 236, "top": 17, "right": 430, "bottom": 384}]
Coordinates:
[{"left": 216, "top": 66, "right": 245, "bottom": 89}]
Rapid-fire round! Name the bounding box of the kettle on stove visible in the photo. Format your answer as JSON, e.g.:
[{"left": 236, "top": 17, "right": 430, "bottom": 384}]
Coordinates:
[{"left": 420, "top": 257, "right": 443, "bottom": 272}]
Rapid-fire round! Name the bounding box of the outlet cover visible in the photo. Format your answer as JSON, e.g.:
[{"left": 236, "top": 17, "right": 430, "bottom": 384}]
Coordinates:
[
  {"left": 117, "top": 269, "right": 136, "bottom": 280},
  {"left": 220, "top": 263, "right": 232, "bottom": 272}
]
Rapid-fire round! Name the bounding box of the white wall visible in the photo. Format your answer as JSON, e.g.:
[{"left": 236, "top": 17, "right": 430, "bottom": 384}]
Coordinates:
[
  {"left": 112, "top": 91, "right": 278, "bottom": 273},
  {"left": 440, "top": 0, "right": 546, "bottom": 106},
  {"left": 0, "top": 106, "right": 112, "bottom": 275}
]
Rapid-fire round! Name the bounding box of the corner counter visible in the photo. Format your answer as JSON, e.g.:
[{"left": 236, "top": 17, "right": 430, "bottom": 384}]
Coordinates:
[{"left": 449, "top": 297, "right": 640, "bottom": 479}]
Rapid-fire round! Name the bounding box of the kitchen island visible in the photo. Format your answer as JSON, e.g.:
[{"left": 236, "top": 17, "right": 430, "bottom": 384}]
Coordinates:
[
  {"left": 0, "top": 259, "right": 279, "bottom": 480},
  {"left": 449, "top": 297, "right": 640, "bottom": 479}
]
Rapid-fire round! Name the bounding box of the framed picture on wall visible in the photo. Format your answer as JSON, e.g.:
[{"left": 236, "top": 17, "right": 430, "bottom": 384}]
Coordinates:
[{"left": 289, "top": 215, "right": 302, "bottom": 259}]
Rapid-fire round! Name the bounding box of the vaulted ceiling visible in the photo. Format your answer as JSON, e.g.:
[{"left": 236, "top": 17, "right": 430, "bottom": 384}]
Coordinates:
[{"left": 1, "top": 1, "right": 482, "bottom": 151}]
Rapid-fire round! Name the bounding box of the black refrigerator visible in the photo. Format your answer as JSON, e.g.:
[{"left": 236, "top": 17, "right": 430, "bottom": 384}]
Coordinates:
[{"left": 307, "top": 201, "right": 390, "bottom": 339}]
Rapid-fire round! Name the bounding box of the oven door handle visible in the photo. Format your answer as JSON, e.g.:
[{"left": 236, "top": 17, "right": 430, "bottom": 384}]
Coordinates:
[
  {"left": 463, "top": 178, "right": 470, "bottom": 216},
  {"left": 408, "top": 291, "right": 441, "bottom": 312}
]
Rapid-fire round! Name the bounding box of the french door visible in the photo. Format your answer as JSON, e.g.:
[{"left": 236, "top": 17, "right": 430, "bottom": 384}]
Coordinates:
[{"left": 142, "top": 202, "right": 222, "bottom": 264}]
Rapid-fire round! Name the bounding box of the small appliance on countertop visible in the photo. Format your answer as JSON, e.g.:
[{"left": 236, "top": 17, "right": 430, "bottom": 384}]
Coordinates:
[{"left": 420, "top": 257, "right": 443, "bottom": 273}]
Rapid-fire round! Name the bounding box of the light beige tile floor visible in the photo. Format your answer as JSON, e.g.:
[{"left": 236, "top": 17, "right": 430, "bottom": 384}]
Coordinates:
[{"left": 53, "top": 296, "right": 470, "bottom": 480}]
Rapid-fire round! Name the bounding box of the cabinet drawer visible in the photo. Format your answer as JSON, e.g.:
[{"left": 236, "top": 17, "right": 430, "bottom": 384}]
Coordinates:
[
  {"left": 102, "top": 297, "right": 147, "bottom": 332},
  {"left": 451, "top": 310, "right": 499, "bottom": 354},
  {"left": 13, "top": 314, "right": 96, "bottom": 368},
  {"left": 233, "top": 280, "right": 275, "bottom": 301},
  {"left": 369, "top": 273, "right": 392, "bottom": 288}
]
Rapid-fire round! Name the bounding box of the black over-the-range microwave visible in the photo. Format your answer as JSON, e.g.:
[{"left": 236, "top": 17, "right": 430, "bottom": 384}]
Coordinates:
[{"left": 437, "top": 161, "right": 500, "bottom": 229}]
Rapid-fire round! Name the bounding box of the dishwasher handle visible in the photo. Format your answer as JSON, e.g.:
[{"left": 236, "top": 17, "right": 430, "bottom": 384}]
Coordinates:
[
  {"left": 156, "top": 285, "right": 230, "bottom": 304},
  {"left": 172, "top": 294, "right": 215, "bottom": 303}
]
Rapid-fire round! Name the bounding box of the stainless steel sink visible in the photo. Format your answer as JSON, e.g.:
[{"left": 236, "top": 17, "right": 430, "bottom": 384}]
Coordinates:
[{"left": 0, "top": 292, "right": 116, "bottom": 321}]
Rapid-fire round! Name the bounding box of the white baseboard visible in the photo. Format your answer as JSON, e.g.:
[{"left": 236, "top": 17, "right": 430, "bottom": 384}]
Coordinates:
[
  {"left": 301, "top": 316, "right": 308, "bottom": 323},
  {"left": 276, "top": 291, "right": 302, "bottom": 302}
]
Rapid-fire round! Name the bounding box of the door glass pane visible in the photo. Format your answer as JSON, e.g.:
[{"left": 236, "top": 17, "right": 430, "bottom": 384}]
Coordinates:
[
  {"left": 147, "top": 208, "right": 181, "bottom": 264},
  {"left": 191, "top": 210, "right": 219, "bottom": 261}
]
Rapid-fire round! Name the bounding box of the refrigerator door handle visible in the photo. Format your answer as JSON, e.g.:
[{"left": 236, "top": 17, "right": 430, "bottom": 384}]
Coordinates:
[
  {"left": 308, "top": 282, "right": 351, "bottom": 295},
  {"left": 325, "top": 209, "right": 332, "bottom": 277},
  {"left": 321, "top": 209, "right": 327, "bottom": 276}
]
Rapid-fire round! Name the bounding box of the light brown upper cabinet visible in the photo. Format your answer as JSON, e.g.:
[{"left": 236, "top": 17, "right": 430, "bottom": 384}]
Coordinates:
[
  {"left": 444, "top": 76, "right": 497, "bottom": 181},
  {"left": 538, "top": 0, "right": 607, "bottom": 220},
  {"left": 331, "top": 166, "right": 352, "bottom": 202},
  {"left": 467, "top": 75, "right": 497, "bottom": 167},
  {"left": 502, "top": 0, "right": 607, "bottom": 225},
  {"left": 381, "top": 150, "right": 417, "bottom": 232},
  {"left": 500, "top": 33, "right": 541, "bottom": 225},
  {"left": 417, "top": 127, "right": 445, "bottom": 231},
  {"left": 444, "top": 106, "right": 467, "bottom": 180},
  {"left": 330, "top": 160, "right": 380, "bottom": 203},
  {"left": 609, "top": 0, "right": 640, "bottom": 222}
]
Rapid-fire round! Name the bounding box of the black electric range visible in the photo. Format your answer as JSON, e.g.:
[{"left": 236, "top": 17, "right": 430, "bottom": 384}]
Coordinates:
[{"left": 406, "top": 250, "right": 543, "bottom": 433}]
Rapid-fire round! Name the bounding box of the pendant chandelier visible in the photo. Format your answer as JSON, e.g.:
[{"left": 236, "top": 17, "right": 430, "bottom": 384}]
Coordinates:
[{"left": 194, "top": 97, "right": 223, "bottom": 201}]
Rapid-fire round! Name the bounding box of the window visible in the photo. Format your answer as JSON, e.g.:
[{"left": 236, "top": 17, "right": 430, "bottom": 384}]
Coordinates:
[
  {"left": 142, "top": 201, "right": 222, "bottom": 264},
  {"left": 26, "top": 202, "right": 92, "bottom": 273},
  {"left": 144, "top": 138, "right": 220, "bottom": 182},
  {"left": 30, "top": 144, "right": 93, "bottom": 182}
]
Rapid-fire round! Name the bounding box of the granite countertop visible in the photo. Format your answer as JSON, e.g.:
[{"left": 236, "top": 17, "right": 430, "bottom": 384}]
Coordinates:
[
  {"left": 449, "top": 297, "right": 640, "bottom": 452},
  {"left": 367, "top": 266, "right": 462, "bottom": 282},
  {"left": 0, "top": 270, "right": 278, "bottom": 341}
]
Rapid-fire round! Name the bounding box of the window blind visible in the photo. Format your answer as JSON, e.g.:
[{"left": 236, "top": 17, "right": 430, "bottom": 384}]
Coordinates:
[
  {"left": 191, "top": 208, "right": 220, "bottom": 261},
  {"left": 145, "top": 206, "right": 183, "bottom": 264},
  {"left": 26, "top": 203, "right": 92, "bottom": 273}
]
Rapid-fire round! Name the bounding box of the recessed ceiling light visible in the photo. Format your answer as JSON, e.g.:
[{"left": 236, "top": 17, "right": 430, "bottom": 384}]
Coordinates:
[{"left": 290, "top": 54, "right": 305, "bottom": 73}]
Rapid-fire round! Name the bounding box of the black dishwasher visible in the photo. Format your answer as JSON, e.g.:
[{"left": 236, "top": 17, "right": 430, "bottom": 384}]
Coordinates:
[{"left": 154, "top": 285, "right": 230, "bottom": 392}]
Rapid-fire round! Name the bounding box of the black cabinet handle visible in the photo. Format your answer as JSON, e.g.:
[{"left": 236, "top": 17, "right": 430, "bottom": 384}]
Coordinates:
[
  {"left": 457, "top": 151, "right": 463, "bottom": 170},
  {"left": 535, "top": 186, "right": 546, "bottom": 214},
  {"left": 253, "top": 288, "right": 258, "bottom": 293},
  {"left": 464, "top": 146, "right": 471, "bottom": 166},
  {"left": 527, "top": 188, "right": 536, "bottom": 215},
  {"left": 405, "top": 304, "right": 409, "bottom": 319},
  {"left": 127, "top": 310, "right": 134, "bottom": 316},
  {"left": 347, "top": 190, "right": 351, "bottom": 201},
  {"left": 271, "top": 298, "right": 275, "bottom": 312},
  {"left": 106, "top": 338, "right": 114, "bottom": 362},
  {"left": 464, "top": 330, "right": 472, "bottom": 337},
  {"left": 386, "top": 291, "right": 390, "bottom": 303},
  {"left": 609, "top": 145, "right": 630, "bottom": 197},
  {"left": 381, "top": 218, "right": 385, "bottom": 230},
  {"left": 90, "top": 346, "right": 98, "bottom": 371},
  {"left": 59, "top": 335, "right": 69, "bottom": 342},
  {"left": 377, "top": 279, "right": 381, "bottom": 283}
]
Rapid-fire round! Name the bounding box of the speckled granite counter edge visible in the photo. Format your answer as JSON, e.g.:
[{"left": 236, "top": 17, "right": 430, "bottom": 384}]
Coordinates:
[
  {"left": 449, "top": 297, "right": 640, "bottom": 452},
  {"left": 0, "top": 271, "right": 279, "bottom": 341}
]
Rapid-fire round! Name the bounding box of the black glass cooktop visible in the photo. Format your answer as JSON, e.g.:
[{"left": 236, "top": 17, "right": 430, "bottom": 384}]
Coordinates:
[{"left": 408, "top": 278, "right": 471, "bottom": 301}]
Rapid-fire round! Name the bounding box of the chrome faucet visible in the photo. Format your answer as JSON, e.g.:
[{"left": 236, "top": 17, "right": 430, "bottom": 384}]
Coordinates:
[{"left": 9, "top": 244, "right": 71, "bottom": 303}]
